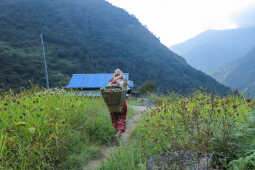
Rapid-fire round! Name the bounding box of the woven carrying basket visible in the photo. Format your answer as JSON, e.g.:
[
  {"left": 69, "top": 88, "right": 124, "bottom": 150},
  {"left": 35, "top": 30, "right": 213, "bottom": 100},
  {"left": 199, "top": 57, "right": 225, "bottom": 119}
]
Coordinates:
[{"left": 101, "top": 87, "right": 127, "bottom": 113}]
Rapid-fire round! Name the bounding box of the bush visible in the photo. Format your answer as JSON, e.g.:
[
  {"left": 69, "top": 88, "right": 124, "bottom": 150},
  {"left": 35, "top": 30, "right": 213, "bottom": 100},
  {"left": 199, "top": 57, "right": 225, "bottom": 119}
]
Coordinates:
[{"left": 138, "top": 81, "right": 156, "bottom": 95}]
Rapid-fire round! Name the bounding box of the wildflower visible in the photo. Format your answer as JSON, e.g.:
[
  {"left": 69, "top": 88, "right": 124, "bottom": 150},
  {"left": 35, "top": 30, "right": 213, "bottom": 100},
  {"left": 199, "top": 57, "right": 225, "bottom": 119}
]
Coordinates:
[
  {"left": 33, "top": 143, "right": 39, "bottom": 148},
  {"left": 226, "top": 98, "right": 230, "bottom": 103},
  {"left": 232, "top": 105, "right": 238, "bottom": 109},
  {"left": 7, "top": 137, "right": 15, "bottom": 148},
  {"left": 234, "top": 89, "right": 239, "bottom": 95},
  {"left": 246, "top": 98, "right": 252, "bottom": 103}
]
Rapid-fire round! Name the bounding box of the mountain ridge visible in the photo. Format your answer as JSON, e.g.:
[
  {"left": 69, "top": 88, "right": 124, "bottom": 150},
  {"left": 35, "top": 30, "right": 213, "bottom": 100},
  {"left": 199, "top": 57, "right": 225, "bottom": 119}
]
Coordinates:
[
  {"left": 170, "top": 27, "right": 255, "bottom": 72},
  {"left": 212, "top": 47, "right": 255, "bottom": 95}
]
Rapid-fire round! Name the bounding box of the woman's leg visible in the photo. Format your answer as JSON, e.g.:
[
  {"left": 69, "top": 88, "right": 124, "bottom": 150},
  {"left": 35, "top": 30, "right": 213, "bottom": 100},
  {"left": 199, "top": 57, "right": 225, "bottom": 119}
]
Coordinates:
[
  {"left": 117, "top": 100, "right": 127, "bottom": 133},
  {"left": 120, "top": 112, "right": 126, "bottom": 132}
]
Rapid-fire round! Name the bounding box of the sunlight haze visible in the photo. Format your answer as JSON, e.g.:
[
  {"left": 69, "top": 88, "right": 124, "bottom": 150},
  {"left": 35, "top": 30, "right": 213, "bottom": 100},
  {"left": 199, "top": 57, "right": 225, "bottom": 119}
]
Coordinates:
[{"left": 107, "top": 0, "right": 255, "bottom": 46}]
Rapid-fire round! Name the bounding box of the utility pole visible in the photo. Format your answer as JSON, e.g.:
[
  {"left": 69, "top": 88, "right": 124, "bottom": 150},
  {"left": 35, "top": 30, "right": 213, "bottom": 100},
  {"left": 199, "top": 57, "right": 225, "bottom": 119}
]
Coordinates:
[{"left": 40, "top": 33, "right": 49, "bottom": 89}]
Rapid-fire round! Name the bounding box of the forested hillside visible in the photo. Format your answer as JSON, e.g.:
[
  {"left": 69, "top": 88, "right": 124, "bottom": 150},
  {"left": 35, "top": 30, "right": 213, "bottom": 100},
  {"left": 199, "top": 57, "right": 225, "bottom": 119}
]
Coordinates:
[
  {"left": 0, "top": 0, "right": 229, "bottom": 94},
  {"left": 170, "top": 28, "right": 255, "bottom": 72},
  {"left": 212, "top": 47, "right": 255, "bottom": 95}
]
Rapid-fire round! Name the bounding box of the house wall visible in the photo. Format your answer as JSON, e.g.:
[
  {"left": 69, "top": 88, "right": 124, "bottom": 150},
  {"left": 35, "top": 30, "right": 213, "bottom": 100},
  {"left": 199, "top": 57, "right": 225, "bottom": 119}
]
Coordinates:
[{"left": 84, "top": 90, "right": 101, "bottom": 96}]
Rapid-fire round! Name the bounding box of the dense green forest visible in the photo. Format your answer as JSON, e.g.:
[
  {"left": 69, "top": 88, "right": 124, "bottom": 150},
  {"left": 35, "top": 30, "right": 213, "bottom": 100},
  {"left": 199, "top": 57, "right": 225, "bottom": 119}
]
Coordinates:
[
  {"left": 212, "top": 47, "right": 255, "bottom": 95},
  {"left": 0, "top": 0, "right": 229, "bottom": 94}
]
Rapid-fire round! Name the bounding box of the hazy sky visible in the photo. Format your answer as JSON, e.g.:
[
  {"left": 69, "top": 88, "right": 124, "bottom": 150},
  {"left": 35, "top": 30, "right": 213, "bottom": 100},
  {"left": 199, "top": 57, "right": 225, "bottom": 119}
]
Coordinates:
[{"left": 106, "top": 0, "right": 255, "bottom": 46}]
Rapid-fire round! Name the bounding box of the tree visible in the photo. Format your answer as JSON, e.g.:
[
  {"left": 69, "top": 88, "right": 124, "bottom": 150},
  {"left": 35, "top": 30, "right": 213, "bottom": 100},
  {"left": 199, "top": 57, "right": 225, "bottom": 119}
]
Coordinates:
[{"left": 138, "top": 81, "right": 156, "bottom": 95}]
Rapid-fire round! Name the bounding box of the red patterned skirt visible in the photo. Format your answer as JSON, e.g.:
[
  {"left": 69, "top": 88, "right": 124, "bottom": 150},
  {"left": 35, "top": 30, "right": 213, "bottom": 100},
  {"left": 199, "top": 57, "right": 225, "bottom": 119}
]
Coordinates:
[{"left": 110, "top": 100, "right": 127, "bottom": 133}]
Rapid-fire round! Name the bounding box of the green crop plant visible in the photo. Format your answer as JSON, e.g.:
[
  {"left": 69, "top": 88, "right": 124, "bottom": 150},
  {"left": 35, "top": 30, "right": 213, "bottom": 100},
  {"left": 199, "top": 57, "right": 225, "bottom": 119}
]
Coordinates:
[
  {"left": 101, "top": 91, "right": 255, "bottom": 169},
  {"left": 139, "top": 92, "right": 254, "bottom": 167},
  {"left": 0, "top": 87, "right": 116, "bottom": 170},
  {"left": 228, "top": 110, "right": 255, "bottom": 170}
]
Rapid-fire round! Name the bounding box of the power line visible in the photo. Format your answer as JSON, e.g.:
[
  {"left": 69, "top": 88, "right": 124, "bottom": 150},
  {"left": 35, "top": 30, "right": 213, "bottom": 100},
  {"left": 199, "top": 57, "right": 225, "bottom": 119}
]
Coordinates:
[{"left": 40, "top": 33, "right": 49, "bottom": 89}]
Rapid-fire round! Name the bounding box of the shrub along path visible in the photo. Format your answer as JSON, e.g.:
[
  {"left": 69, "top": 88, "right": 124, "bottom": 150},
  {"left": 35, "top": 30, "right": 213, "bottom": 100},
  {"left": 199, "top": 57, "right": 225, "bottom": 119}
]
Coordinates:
[{"left": 83, "top": 106, "right": 147, "bottom": 170}]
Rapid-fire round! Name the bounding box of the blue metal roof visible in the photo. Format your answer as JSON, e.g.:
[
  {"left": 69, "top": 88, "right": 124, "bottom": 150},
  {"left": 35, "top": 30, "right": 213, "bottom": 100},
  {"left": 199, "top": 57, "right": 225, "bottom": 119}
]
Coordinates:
[{"left": 65, "top": 73, "right": 132, "bottom": 89}]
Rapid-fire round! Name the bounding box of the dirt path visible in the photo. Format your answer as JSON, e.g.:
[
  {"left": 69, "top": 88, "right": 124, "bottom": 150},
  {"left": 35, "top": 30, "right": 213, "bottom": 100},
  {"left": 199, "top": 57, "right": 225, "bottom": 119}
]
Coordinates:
[
  {"left": 121, "top": 106, "right": 146, "bottom": 141},
  {"left": 83, "top": 105, "right": 147, "bottom": 170}
]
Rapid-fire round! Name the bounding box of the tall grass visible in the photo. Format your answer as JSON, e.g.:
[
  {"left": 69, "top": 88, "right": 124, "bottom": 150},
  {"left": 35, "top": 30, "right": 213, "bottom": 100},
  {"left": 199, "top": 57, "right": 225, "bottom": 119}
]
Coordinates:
[
  {"left": 0, "top": 87, "right": 115, "bottom": 169},
  {"left": 126, "top": 98, "right": 145, "bottom": 106},
  {"left": 100, "top": 91, "right": 255, "bottom": 169}
]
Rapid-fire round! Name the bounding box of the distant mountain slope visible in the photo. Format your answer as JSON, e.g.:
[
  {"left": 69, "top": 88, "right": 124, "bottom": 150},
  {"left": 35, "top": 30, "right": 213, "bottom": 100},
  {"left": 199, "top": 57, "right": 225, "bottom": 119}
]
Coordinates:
[
  {"left": 170, "top": 28, "right": 255, "bottom": 72},
  {"left": 212, "top": 47, "right": 255, "bottom": 95},
  {"left": 0, "top": 0, "right": 229, "bottom": 94}
]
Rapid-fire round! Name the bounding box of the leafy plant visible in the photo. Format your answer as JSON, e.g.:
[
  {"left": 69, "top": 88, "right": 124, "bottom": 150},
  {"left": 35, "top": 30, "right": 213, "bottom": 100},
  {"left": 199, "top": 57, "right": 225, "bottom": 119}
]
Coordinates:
[{"left": 228, "top": 111, "right": 255, "bottom": 170}]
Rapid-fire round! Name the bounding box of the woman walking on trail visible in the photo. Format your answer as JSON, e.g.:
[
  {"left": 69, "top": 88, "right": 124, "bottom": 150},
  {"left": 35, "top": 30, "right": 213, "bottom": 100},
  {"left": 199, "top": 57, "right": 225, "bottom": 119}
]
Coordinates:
[{"left": 107, "top": 69, "right": 128, "bottom": 136}]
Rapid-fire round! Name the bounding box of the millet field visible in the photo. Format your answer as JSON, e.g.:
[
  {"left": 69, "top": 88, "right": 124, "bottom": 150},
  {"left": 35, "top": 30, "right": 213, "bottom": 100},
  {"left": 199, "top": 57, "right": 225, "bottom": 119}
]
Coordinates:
[
  {"left": 0, "top": 86, "right": 135, "bottom": 170},
  {"left": 100, "top": 91, "right": 255, "bottom": 170},
  {"left": 0, "top": 86, "right": 255, "bottom": 170}
]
